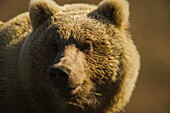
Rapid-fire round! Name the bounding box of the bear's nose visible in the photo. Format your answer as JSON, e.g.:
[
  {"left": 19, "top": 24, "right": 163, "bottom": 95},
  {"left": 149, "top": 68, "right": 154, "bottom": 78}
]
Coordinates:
[{"left": 49, "top": 66, "right": 71, "bottom": 87}]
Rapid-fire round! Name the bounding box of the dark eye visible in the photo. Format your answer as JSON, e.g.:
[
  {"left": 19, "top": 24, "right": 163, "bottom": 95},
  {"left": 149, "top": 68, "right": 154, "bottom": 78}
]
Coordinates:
[
  {"left": 51, "top": 44, "right": 59, "bottom": 52},
  {"left": 81, "top": 41, "right": 93, "bottom": 54},
  {"left": 82, "top": 43, "right": 91, "bottom": 50}
]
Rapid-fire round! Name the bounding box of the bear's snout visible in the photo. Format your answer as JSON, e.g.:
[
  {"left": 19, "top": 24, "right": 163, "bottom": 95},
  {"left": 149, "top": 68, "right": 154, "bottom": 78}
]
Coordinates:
[{"left": 49, "top": 65, "right": 81, "bottom": 95}]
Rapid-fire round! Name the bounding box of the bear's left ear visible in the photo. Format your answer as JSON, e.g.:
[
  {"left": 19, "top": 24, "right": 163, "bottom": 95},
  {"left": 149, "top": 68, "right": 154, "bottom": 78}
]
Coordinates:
[
  {"left": 29, "top": 0, "right": 61, "bottom": 29},
  {"left": 90, "top": 0, "right": 129, "bottom": 29}
]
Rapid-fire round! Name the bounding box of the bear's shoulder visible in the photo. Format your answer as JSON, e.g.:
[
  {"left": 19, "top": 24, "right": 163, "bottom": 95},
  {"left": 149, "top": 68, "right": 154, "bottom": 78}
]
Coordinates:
[{"left": 0, "top": 12, "right": 31, "bottom": 47}]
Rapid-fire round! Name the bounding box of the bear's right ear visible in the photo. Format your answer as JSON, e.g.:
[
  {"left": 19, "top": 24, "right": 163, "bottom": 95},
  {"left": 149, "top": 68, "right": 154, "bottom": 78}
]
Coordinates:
[{"left": 29, "top": 0, "right": 61, "bottom": 29}]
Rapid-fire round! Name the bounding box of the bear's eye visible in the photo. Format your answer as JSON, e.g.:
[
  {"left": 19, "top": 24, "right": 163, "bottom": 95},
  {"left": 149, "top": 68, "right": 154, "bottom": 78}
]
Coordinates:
[
  {"left": 81, "top": 41, "right": 93, "bottom": 54},
  {"left": 51, "top": 43, "right": 59, "bottom": 53}
]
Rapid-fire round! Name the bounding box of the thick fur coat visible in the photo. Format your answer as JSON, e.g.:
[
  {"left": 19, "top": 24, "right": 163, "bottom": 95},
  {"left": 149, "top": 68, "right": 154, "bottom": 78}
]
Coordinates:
[{"left": 0, "top": 0, "right": 140, "bottom": 113}]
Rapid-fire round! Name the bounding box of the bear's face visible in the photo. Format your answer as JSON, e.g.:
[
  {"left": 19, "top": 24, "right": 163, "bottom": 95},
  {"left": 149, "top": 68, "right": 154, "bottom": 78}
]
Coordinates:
[
  {"left": 23, "top": 13, "right": 122, "bottom": 108},
  {"left": 18, "top": 0, "right": 139, "bottom": 112}
]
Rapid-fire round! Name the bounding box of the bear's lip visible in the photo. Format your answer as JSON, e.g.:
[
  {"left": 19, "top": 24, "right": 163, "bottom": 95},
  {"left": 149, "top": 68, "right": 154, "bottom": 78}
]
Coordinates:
[{"left": 53, "top": 85, "right": 81, "bottom": 98}]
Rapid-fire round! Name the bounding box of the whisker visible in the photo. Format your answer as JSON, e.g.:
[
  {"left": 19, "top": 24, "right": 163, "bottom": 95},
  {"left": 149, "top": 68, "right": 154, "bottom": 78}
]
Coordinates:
[
  {"left": 67, "top": 102, "right": 85, "bottom": 109},
  {"left": 90, "top": 92, "right": 102, "bottom": 96}
]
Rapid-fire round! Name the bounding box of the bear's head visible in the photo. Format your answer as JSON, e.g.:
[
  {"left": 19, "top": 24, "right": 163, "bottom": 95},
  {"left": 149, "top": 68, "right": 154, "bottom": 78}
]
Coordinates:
[{"left": 18, "top": 0, "right": 140, "bottom": 112}]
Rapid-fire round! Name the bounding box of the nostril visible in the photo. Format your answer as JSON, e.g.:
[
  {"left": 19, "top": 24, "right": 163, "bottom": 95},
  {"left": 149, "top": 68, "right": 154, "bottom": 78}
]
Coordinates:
[
  {"left": 49, "top": 67, "right": 70, "bottom": 86},
  {"left": 57, "top": 69, "right": 68, "bottom": 78},
  {"left": 50, "top": 71, "right": 57, "bottom": 82}
]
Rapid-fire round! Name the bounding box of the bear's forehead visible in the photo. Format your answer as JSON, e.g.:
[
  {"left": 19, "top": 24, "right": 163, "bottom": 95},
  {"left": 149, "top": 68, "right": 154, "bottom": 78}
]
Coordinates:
[{"left": 47, "top": 13, "right": 108, "bottom": 41}]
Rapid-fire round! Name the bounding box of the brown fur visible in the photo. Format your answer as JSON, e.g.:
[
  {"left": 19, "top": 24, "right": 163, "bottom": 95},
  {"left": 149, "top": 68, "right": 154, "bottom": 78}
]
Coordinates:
[
  {"left": 0, "top": 0, "right": 140, "bottom": 113},
  {"left": 0, "top": 21, "right": 4, "bottom": 29}
]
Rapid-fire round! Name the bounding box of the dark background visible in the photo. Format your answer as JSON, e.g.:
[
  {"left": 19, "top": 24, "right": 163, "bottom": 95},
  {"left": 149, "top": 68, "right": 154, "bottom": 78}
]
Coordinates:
[{"left": 0, "top": 0, "right": 170, "bottom": 113}]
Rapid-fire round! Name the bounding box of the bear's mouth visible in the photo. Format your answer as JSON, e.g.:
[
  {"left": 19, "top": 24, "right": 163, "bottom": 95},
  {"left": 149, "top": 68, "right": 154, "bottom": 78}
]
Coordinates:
[{"left": 53, "top": 85, "right": 81, "bottom": 98}]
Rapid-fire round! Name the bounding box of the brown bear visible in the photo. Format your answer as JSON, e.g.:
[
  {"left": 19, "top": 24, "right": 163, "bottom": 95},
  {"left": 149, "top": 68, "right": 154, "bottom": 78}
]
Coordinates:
[{"left": 0, "top": 0, "right": 140, "bottom": 113}]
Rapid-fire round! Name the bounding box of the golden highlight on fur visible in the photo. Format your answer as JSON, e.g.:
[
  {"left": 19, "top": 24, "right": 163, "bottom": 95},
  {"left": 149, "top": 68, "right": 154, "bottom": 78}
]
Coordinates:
[
  {"left": 0, "top": 0, "right": 140, "bottom": 113},
  {"left": 0, "top": 21, "right": 4, "bottom": 29}
]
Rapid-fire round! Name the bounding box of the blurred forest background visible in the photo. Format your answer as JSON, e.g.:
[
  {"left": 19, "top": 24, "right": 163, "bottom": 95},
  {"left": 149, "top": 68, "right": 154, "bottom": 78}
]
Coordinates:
[{"left": 0, "top": 0, "right": 170, "bottom": 113}]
